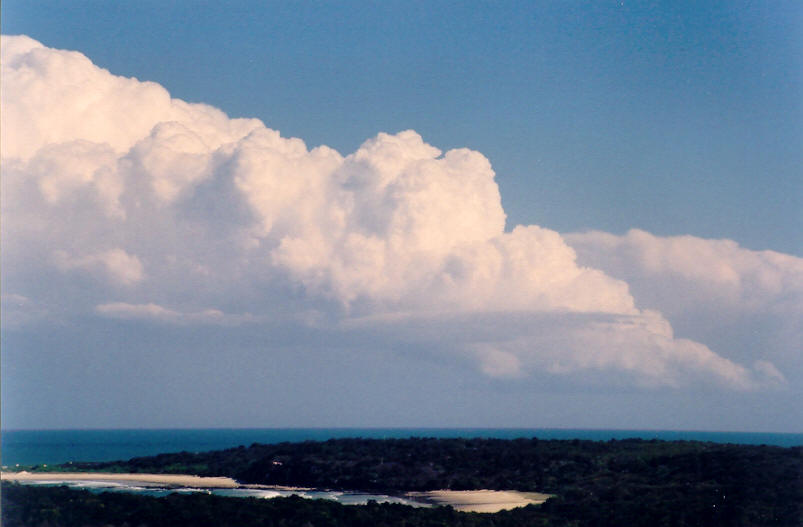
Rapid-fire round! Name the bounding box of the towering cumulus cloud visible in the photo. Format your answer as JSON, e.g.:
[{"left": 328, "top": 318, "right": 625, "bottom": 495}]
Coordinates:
[{"left": 2, "top": 36, "right": 796, "bottom": 390}]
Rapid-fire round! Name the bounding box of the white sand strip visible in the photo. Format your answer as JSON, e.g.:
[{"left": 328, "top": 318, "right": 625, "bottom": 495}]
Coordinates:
[
  {"left": 406, "top": 489, "right": 552, "bottom": 513},
  {"left": 1, "top": 471, "right": 239, "bottom": 488}
]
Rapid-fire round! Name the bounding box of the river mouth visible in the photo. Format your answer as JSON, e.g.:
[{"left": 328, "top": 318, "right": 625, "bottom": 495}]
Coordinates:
[{"left": 2, "top": 471, "right": 550, "bottom": 512}]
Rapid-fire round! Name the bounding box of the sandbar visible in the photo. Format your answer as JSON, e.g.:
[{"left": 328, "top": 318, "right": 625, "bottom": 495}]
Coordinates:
[
  {"left": 406, "top": 489, "right": 552, "bottom": 513},
  {"left": 1, "top": 471, "right": 238, "bottom": 488}
]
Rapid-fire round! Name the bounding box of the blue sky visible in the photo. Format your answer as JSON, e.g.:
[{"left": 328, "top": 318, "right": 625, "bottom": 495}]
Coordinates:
[
  {"left": 1, "top": 1, "right": 801, "bottom": 431},
  {"left": 5, "top": 1, "right": 800, "bottom": 253}
]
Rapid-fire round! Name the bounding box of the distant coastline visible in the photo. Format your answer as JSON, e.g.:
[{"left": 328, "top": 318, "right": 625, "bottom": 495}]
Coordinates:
[
  {"left": 3, "top": 436, "right": 800, "bottom": 524},
  {"left": 3, "top": 427, "right": 801, "bottom": 467}
]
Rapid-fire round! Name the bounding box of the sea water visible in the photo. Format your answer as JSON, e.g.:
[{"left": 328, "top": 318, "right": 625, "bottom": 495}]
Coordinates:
[{"left": 3, "top": 428, "right": 801, "bottom": 467}]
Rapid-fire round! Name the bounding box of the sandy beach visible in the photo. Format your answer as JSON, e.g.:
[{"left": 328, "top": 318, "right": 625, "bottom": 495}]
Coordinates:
[
  {"left": 406, "top": 489, "right": 552, "bottom": 513},
  {"left": 1, "top": 471, "right": 239, "bottom": 488}
]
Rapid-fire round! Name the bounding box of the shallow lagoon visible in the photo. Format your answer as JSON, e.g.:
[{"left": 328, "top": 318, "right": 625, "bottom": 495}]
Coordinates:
[{"left": 10, "top": 476, "right": 427, "bottom": 507}]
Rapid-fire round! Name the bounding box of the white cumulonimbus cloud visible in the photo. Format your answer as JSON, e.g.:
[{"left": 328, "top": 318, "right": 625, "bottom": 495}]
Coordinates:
[
  {"left": 3, "top": 35, "right": 798, "bottom": 390},
  {"left": 566, "top": 229, "right": 802, "bottom": 383},
  {"left": 566, "top": 229, "right": 803, "bottom": 318}
]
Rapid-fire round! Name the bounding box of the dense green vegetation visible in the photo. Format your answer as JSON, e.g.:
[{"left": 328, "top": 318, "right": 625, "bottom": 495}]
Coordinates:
[{"left": 7, "top": 437, "right": 802, "bottom": 526}]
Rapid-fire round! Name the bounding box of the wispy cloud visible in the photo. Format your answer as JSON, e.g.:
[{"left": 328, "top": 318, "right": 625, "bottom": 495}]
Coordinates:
[
  {"left": 54, "top": 249, "right": 144, "bottom": 286},
  {"left": 95, "top": 302, "right": 254, "bottom": 326}
]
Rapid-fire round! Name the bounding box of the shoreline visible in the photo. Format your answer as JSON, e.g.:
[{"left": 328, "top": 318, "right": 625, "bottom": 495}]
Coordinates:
[
  {"left": 1, "top": 471, "right": 549, "bottom": 512},
  {"left": 1, "top": 471, "right": 240, "bottom": 488}
]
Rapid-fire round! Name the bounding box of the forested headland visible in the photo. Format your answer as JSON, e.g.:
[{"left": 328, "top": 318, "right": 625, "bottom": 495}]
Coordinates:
[{"left": 4, "top": 437, "right": 801, "bottom": 526}]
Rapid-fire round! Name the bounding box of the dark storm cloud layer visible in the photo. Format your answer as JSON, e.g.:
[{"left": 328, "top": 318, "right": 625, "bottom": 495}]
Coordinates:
[{"left": 2, "top": 36, "right": 800, "bottom": 397}]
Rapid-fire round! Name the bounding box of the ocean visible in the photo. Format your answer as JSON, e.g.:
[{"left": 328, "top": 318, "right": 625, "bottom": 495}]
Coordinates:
[{"left": 3, "top": 428, "right": 801, "bottom": 467}]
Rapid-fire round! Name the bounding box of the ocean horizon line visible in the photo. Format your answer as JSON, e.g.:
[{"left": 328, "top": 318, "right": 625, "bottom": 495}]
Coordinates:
[{"left": 4, "top": 426, "right": 802, "bottom": 434}]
